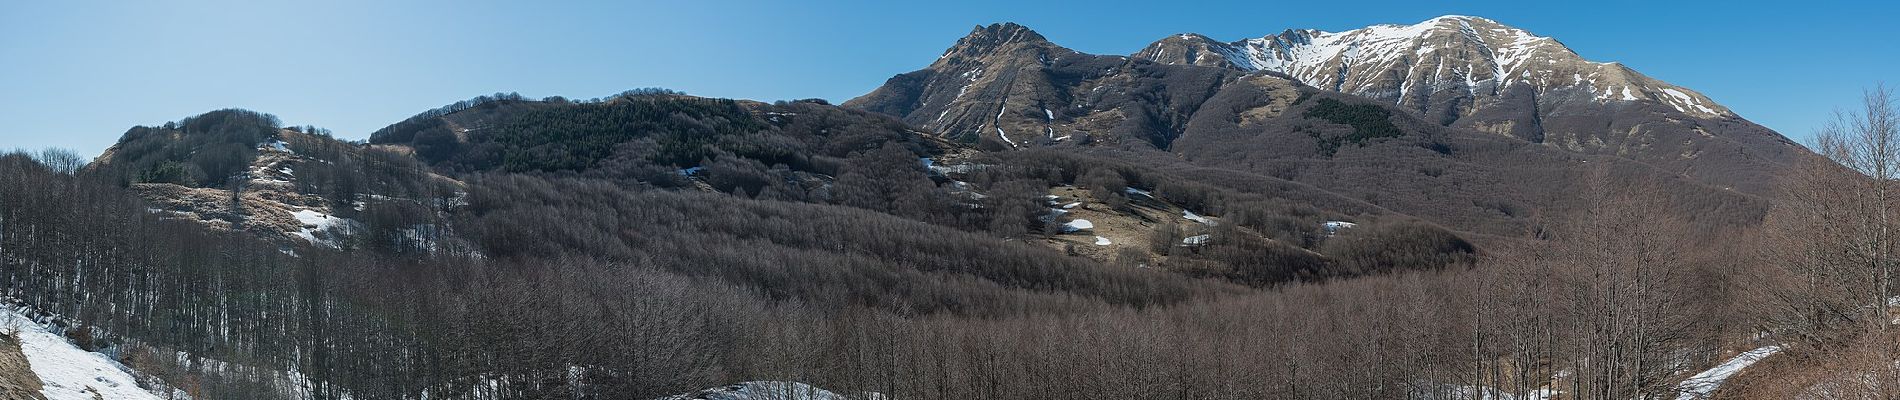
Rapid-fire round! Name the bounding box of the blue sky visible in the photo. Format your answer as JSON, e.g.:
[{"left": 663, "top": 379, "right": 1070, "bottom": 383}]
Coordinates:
[{"left": 2, "top": 0, "right": 1893, "bottom": 157}]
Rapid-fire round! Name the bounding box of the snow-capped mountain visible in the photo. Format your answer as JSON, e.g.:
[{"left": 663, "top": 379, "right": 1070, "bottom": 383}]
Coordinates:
[
  {"left": 851, "top": 18, "right": 1806, "bottom": 199},
  {"left": 1135, "top": 15, "right": 1731, "bottom": 122}
]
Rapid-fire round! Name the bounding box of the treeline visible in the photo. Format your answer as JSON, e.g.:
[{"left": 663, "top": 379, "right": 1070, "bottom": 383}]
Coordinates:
[
  {"left": 367, "top": 92, "right": 532, "bottom": 145},
  {"left": 369, "top": 89, "right": 688, "bottom": 146},
  {"left": 1301, "top": 97, "right": 1405, "bottom": 157},
  {"left": 368, "top": 95, "right": 941, "bottom": 182},
  {"left": 93, "top": 109, "right": 282, "bottom": 186}
]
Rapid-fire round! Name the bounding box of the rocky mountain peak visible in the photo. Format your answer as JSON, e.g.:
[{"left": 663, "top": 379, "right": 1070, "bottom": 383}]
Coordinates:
[{"left": 933, "top": 23, "right": 1061, "bottom": 68}]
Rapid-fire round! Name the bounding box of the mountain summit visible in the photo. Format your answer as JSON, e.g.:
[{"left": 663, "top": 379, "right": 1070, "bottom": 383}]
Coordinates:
[{"left": 935, "top": 23, "right": 1060, "bottom": 68}]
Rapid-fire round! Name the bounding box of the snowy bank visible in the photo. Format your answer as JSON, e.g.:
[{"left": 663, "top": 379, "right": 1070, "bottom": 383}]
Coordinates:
[
  {"left": 0, "top": 308, "right": 165, "bottom": 400},
  {"left": 1675, "top": 345, "right": 1781, "bottom": 400}
]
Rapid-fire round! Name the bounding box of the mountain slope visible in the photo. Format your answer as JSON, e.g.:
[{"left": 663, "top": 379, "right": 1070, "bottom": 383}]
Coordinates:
[
  {"left": 846, "top": 23, "right": 1246, "bottom": 151},
  {"left": 1132, "top": 15, "right": 1805, "bottom": 194}
]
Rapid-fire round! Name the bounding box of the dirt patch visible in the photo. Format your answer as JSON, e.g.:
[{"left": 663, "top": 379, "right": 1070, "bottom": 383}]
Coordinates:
[
  {"left": 0, "top": 331, "right": 47, "bottom": 400},
  {"left": 1237, "top": 76, "right": 1301, "bottom": 127}
]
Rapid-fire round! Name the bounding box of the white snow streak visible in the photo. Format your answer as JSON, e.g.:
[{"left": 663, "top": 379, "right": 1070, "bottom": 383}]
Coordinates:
[
  {"left": 1674, "top": 345, "right": 1781, "bottom": 400},
  {"left": 1183, "top": 210, "right": 1215, "bottom": 226}
]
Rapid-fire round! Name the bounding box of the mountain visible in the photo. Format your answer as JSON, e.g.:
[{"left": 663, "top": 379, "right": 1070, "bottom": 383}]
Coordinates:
[
  {"left": 846, "top": 22, "right": 1244, "bottom": 151},
  {"left": 1133, "top": 15, "right": 1806, "bottom": 194},
  {"left": 847, "top": 21, "right": 1787, "bottom": 240},
  {"left": 852, "top": 18, "right": 1806, "bottom": 198}
]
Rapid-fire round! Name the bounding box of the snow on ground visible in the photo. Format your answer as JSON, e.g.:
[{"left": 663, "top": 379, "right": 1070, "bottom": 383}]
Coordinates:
[
  {"left": 290, "top": 209, "right": 346, "bottom": 245},
  {"left": 0, "top": 308, "right": 165, "bottom": 400},
  {"left": 1659, "top": 87, "right": 1720, "bottom": 116},
  {"left": 660, "top": 381, "right": 871, "bottom": 400},
  {"left": 1323, "top": 221, "right": 1358, "bottom": 235},
  {"left": 1181, "top": 234, "right": 1211, "bottom": 246},
  {"left": 1183, "top": 210, "right": 1215, "bottom": 226},
  {"left": 1094, "top": 236, "right": 1112, "bottom": 246},
  {"left": 1062, "top": 219, "right": 1094, "bottom": 232},
  {"left": 1675, "top": 345, "right": 1782, "bottom": 400},
  {"left": 1123, "top": 187, "right": 1153, "bottom": 198},
  {"left": 1062, "top": 202, "right": 1082, "bottom": 209},
  {"left": 946, "top": 181, "right": 988, "bottom": 200}
]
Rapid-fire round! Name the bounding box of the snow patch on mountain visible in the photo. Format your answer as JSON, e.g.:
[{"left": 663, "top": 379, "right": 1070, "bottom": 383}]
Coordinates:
[
  {"left": 0, "top": 308, "right": 167, "bottom": 400},
  {"left": 290, "top": 209, "right": 347, "bottom": 246},
  {"left": 1183, "top": 210, "right": 1215, "bottom": 226},
  {"left": 1660, "top": 87, "right": 1720, "bottom": 116}
]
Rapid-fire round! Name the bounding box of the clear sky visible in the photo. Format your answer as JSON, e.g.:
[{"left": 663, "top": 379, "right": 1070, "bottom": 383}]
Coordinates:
[{"left": 3, "top": 0, "right": 1893, "bottom": 157}]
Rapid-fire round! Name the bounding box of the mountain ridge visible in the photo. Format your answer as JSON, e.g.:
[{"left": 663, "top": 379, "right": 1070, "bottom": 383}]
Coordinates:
[
  {"left": 845, "top": 17, "right": 1794, "bottom": 243},
  {"left": 850, "top": 17, "right": 1807, "bottom": 199},
  {"left": 1134, "top": 15, "right": 1735, "bottom": 119}
]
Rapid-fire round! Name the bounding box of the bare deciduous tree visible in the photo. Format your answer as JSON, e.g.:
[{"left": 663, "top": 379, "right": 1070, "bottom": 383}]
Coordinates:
[{"left": 1764, "top": 84, "right": 1900, "bottom": 397}]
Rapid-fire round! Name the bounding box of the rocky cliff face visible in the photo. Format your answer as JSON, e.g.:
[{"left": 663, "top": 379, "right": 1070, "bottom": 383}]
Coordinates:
[
  {"left": 848, "top": 23, "right": 1088, "bottom": 149},
  {"left": 846, "top": 23, "right": 1269, "bottom": 151}
]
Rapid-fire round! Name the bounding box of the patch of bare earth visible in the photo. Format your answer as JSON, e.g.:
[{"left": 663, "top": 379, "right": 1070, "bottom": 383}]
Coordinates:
[{"left": 0, "top": 331, "right": 46, "bottom": 400}]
